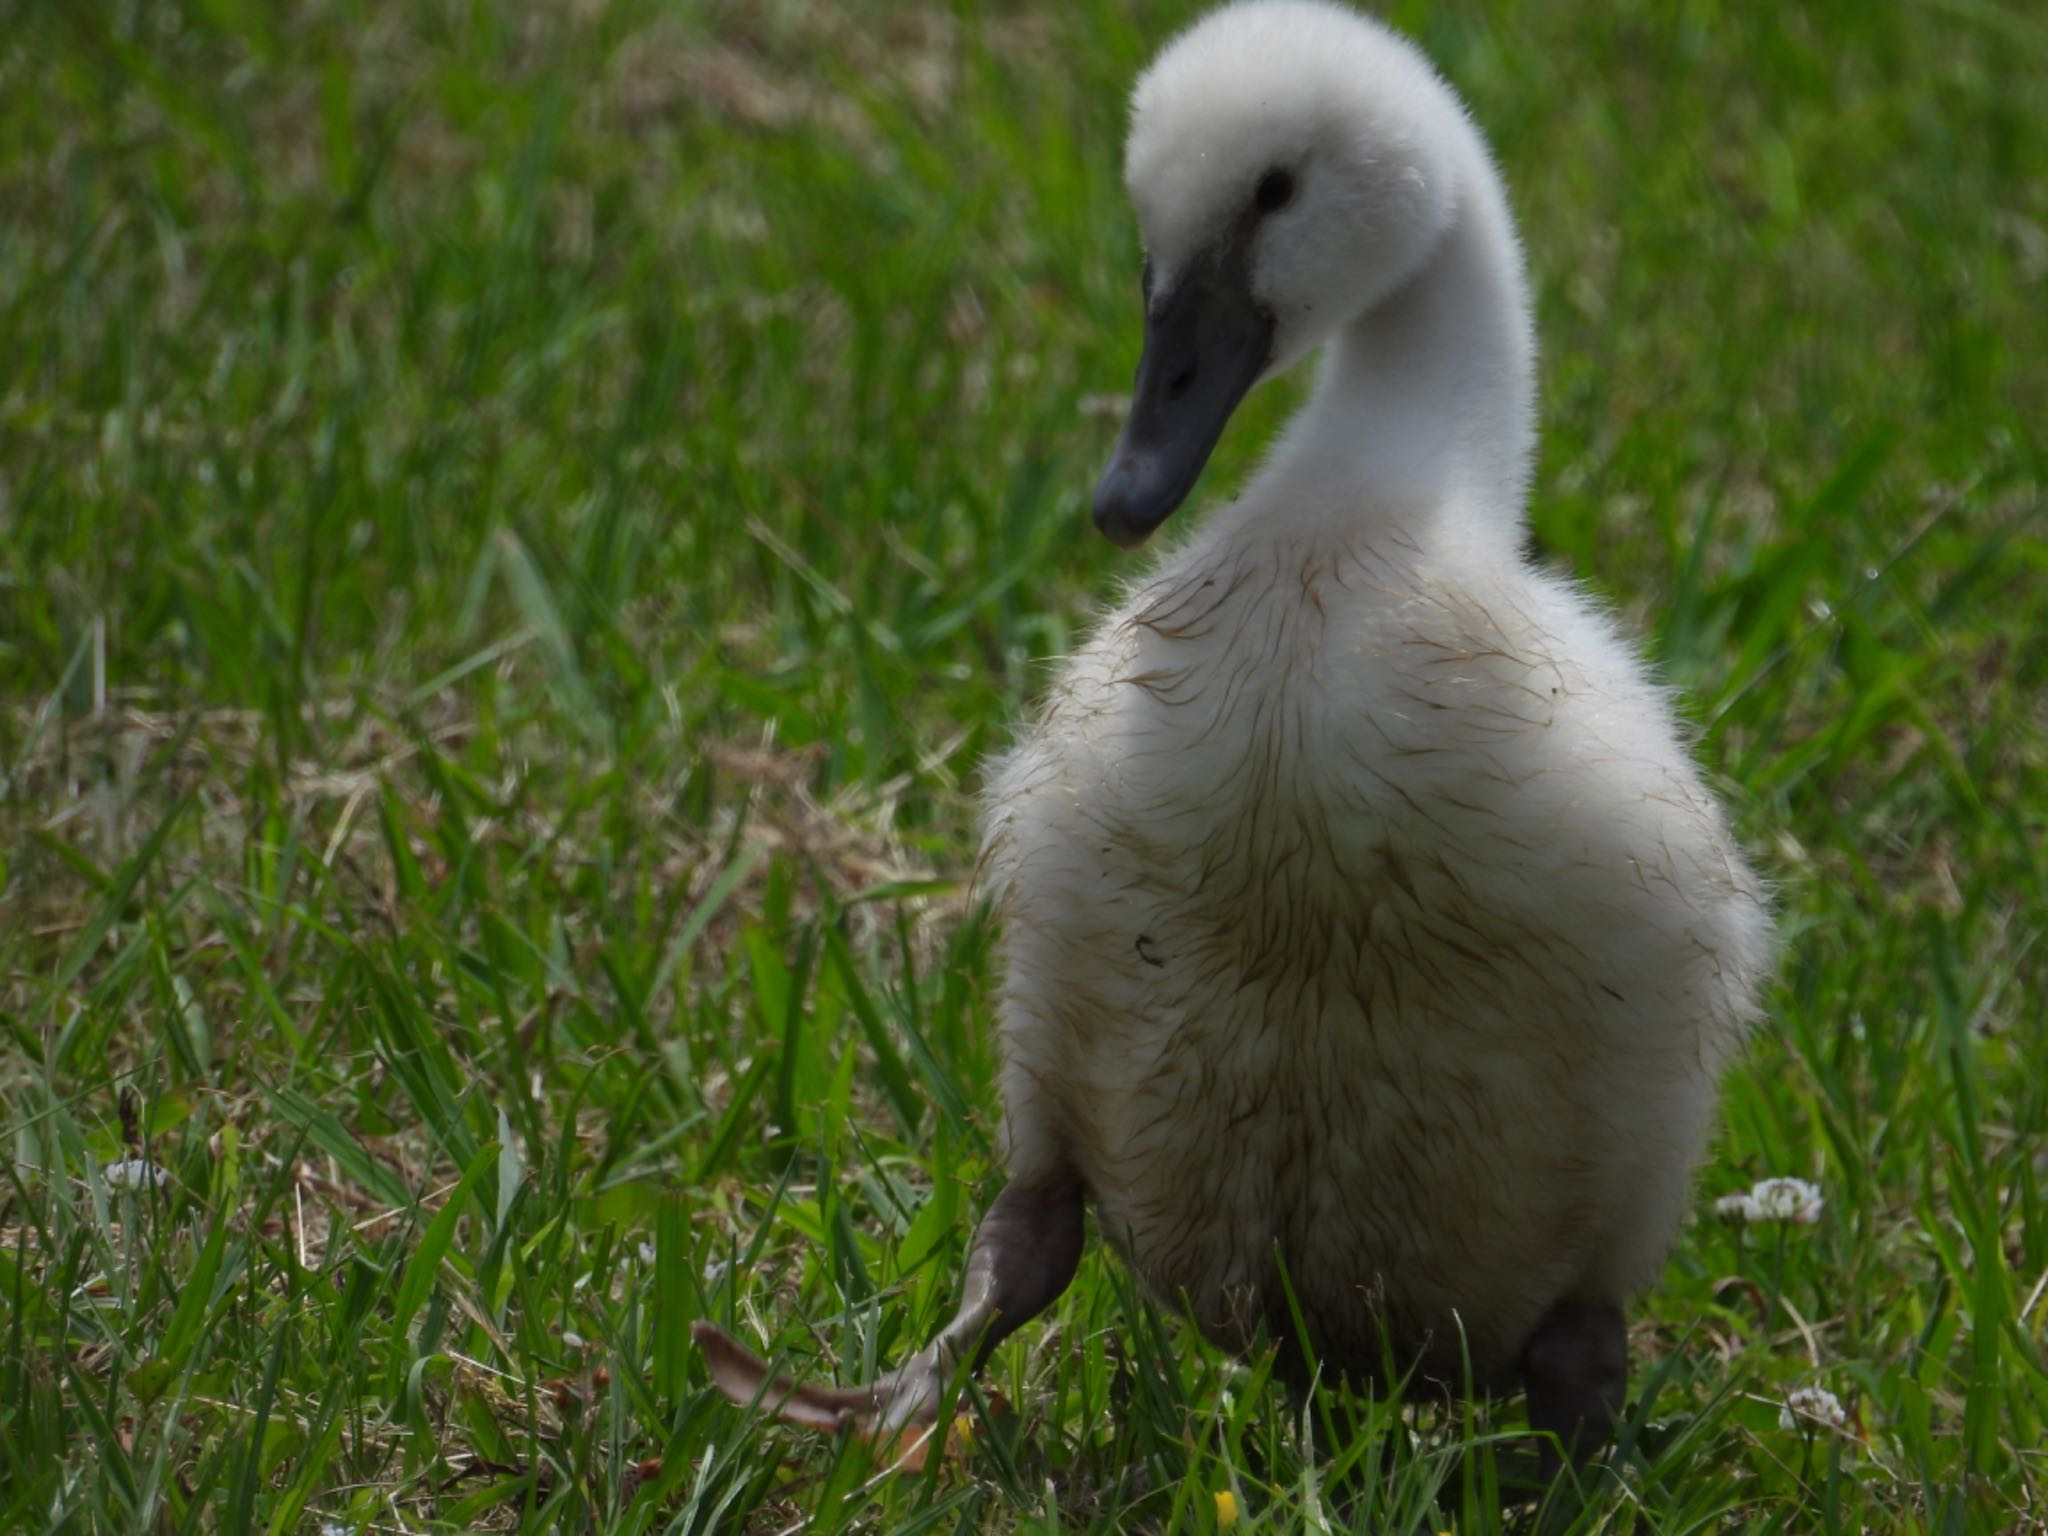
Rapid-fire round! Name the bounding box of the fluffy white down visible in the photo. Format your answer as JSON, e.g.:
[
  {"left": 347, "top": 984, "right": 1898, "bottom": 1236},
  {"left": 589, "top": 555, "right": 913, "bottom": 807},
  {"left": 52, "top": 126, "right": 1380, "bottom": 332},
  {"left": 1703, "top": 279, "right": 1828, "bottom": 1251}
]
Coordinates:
[{"left": 981, "top": 0, "right": 1772, "bottom": 1389}]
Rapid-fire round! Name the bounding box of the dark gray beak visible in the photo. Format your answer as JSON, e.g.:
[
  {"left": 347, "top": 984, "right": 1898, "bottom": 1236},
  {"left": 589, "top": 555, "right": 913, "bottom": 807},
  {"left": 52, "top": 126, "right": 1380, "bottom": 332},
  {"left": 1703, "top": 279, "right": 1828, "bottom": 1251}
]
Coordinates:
[{"left": 1092, "top": 258, "right": 1274, "bottom": 548}]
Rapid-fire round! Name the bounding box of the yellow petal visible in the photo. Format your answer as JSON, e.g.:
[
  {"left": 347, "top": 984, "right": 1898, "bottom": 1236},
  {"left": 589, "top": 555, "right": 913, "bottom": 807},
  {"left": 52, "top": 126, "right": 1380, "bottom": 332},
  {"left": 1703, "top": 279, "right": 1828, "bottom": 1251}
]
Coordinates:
[{"left": 1214, "top": 1489, "right": 1239, "bottom": 1528}]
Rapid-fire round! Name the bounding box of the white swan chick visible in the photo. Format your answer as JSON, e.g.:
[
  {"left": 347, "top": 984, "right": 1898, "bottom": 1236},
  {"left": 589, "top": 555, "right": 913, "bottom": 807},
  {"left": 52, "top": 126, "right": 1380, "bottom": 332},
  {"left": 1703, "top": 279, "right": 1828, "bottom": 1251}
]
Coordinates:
[{"left": 698, "top": 0, "right": 1772, "bottom": 1468}]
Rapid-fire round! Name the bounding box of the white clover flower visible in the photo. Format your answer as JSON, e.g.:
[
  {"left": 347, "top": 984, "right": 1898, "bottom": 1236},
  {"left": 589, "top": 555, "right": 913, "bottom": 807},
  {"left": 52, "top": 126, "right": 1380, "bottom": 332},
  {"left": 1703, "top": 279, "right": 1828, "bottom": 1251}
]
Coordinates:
[
  {"left": 102, "top": 1158, "right": 168, "bottom": 1192},
  {"left": 1715, "top": 1176, "right": 1823, "bottom": 1225},
  {"left": 1779, "top": 1384, "right": 1847, "bottom": 1431},
  {"left": 1751, "top": 1177, "right": 1824, "bottom": 1223}
]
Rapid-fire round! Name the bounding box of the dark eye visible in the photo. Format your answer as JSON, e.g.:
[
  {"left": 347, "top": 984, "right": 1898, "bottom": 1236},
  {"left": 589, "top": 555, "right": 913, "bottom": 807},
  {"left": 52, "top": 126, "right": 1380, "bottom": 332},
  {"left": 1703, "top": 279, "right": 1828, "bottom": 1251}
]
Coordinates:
[{"left": 1255, "top": 168, "right": 1295, "bottom": 212}]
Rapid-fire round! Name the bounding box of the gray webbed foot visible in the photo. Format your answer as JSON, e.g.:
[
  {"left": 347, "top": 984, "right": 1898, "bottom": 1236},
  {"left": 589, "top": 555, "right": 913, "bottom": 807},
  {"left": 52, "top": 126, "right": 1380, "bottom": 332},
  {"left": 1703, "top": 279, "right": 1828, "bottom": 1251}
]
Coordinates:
[{"left": 694, "top": 1173, "right": 1085, "bottom": 1453}]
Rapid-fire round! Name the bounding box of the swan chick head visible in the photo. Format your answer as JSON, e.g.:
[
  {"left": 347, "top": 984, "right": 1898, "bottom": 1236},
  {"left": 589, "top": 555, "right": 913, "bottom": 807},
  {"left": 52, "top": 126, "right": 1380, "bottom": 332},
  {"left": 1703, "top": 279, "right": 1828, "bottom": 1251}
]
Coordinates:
[{"left": 1094, "top": 0, "right": 1469, "bottom": 547}]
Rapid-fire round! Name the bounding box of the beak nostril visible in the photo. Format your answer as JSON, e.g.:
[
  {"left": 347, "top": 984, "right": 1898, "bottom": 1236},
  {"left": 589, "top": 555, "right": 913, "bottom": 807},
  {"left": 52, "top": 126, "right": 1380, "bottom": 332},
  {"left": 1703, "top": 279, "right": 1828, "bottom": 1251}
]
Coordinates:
[{"left": 1167, "top": 362, "right": 1198, "bottom": 402}]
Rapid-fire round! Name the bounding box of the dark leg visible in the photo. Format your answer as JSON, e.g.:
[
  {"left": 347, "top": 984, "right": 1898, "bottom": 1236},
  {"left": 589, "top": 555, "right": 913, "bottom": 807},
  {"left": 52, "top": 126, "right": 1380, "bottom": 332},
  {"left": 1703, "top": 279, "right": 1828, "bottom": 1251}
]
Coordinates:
[
  {"left": 958, "top": 1174, "right": 1088, "bottom": 1370},
  {"left": 695, "top": 1172, "right": 1086, "bottom": 1434},
  {"left": 1519, "top": 1295, "right": 1627, "bottom": 1476}
]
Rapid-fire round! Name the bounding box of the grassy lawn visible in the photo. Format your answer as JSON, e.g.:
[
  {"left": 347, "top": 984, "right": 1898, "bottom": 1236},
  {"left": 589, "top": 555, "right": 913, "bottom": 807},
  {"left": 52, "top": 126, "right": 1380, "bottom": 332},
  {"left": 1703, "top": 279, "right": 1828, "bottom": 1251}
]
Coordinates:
[{"left": 4, "top": 0, "right": 2046, "bottom": 1530}]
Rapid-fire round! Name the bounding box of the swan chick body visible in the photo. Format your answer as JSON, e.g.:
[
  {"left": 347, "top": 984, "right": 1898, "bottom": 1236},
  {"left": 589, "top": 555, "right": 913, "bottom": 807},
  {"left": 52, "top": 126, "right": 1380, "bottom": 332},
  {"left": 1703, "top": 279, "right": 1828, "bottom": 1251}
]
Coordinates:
[
  {"left": 696, "top": 0, "right": 1772, "bottom": 1464},
  {"left": 989, "top": 0, "right": 1771, "bottom": 1403}
]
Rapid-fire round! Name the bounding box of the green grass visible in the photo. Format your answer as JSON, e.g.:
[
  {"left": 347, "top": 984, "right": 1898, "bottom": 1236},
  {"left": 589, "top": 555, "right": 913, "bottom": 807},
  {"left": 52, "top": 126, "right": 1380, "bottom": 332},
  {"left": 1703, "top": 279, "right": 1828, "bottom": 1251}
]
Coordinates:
[{"left": 3, "top": 0, "right": 2045, "bottom": 1530}]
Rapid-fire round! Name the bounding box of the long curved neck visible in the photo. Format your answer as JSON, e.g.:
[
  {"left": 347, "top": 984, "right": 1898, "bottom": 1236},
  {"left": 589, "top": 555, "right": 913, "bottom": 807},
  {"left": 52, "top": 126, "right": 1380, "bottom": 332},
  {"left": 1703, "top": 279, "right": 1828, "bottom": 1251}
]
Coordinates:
[{"left": 1281, "top": 158, "right": 1536, "bottom": 539}]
